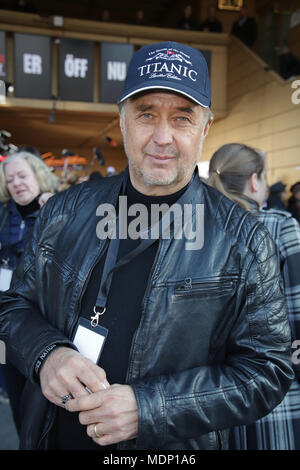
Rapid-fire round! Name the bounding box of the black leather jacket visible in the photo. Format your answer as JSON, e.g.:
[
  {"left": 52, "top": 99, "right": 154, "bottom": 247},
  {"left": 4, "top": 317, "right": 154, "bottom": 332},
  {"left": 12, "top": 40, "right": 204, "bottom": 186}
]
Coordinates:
[{"left": 0, "top": 172, "right": 293, "bottom": 450}]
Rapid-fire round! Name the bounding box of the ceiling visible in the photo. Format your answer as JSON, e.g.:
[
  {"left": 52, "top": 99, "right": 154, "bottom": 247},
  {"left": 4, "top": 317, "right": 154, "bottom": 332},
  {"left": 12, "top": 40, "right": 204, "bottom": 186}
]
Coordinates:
[
  {"left": 2, "top": 0, "right": 197, "bottom": 28},
  {"left": 0, "top": 104, "right": 123, "bottom": 161}
]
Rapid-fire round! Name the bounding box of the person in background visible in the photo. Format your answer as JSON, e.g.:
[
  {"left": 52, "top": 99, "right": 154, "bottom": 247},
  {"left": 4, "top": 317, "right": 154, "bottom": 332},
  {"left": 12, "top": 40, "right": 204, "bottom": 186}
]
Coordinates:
[
  {"left": 177, "top": 4, "right": 198, "bottom": 31},
  {"left": 89, "top": 171, "right": 103, "bottom": 181},
  {"left": 287, "top": 182, "right": 300, "bottom": 225},
  {"left": 231, "top": 5, "right": 257, "bottom": 48},
  {"left": 200, "top": 6, "right": 223, "bottom": 33},
  {"left": 133, "top": 9, "right": 148, "bottom": 26},
  {"left": 208, "top": 143, "right": 300, "bottom": 450},
  {"left": 13, "top": 0, "right": 37, "bottom": 14},
  {"left": 100, "top": 9, "right": 111, "bottom": 22},
  {"left": 268, "top": 181, "right": 287, "bottom": 211},
  {"left": 58, "top": 170, "right": 80, "bottom": 192},
  {"left": 0, "top": 151, "right": 59, "bottom": 435}
]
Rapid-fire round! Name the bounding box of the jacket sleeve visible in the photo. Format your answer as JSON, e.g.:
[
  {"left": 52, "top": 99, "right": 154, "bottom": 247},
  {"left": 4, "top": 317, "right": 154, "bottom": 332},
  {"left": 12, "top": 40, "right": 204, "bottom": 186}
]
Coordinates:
[
  {"left": 0, "top": 206, "right": 77, "bottom": 383},
  {"left": 279, "top": 216, "right": 300, "bottom": 383},
  {"left": 131, "top": 230, "right": 294, "bottom": 449}
]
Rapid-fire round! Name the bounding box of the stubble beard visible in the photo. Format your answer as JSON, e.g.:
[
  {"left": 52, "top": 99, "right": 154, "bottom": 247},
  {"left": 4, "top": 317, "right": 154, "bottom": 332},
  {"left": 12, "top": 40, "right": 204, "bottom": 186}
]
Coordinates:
[{"left": 122, "top": 126, "right": 206, "bottom": 189}]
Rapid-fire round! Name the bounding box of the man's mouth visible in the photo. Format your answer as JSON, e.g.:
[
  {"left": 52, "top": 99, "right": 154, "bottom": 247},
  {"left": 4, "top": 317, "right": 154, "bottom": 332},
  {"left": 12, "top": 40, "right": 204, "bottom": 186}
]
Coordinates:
[{"left": 147, "top": 154, "right": 176, "bottom": 162}]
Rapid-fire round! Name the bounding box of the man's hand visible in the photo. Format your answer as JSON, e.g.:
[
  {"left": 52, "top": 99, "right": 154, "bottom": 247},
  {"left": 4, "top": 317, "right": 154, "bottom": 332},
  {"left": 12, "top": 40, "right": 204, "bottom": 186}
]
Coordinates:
[
  {"left": 39, "top": 347, "right": 109, "bottom": 406},
  {"left": 67, "top": 384, "right": 138, "bottom": 446}
]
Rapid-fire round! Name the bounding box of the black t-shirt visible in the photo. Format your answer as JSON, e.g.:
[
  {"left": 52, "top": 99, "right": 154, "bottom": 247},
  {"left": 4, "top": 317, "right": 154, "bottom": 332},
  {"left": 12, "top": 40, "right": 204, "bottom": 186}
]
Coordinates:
[
  {"left": 51, "top": 176, "right": 189, "bottom": 450},
  {"left": 15, "top": 194, "right": 41, "bottom": 219}
]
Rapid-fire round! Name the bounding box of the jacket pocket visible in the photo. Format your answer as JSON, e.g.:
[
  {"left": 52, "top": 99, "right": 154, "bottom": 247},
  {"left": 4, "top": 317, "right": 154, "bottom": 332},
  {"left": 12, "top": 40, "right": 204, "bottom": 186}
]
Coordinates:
[
  {"left": 173, "top": 277, "right": 237, "bottom": 298},
  {"left": 39, "top": 245, "right": 76, "bottom": 283}
]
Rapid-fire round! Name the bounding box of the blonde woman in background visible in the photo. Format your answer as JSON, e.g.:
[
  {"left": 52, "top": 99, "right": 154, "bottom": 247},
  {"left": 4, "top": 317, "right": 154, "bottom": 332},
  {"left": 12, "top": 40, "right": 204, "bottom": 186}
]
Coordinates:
[
  {"left": 0, "top": 150, "right": 59, "bottom": 436},
  {"left": 208, "top": 143, "right": 300, "bottom": 450}
]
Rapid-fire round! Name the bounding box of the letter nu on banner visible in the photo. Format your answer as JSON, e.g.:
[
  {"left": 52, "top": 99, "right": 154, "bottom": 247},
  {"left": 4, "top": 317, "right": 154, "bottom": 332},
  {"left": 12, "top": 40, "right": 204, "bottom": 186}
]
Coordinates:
[{"left": 107, "top": 61, "right": 126, "bottom": 81}]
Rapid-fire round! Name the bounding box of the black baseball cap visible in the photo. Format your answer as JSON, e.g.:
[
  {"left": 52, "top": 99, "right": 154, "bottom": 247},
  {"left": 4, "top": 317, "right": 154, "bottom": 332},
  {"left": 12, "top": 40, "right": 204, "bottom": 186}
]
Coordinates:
[{"left": 119, "top": 41, "right": 211, "bottom": 107}]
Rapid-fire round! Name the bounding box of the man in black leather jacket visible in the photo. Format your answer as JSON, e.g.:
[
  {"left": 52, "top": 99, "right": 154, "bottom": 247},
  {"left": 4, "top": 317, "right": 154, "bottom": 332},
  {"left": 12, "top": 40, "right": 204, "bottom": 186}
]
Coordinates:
[{"left": 0, "top": 42, "right": 294, "bottom": 450}]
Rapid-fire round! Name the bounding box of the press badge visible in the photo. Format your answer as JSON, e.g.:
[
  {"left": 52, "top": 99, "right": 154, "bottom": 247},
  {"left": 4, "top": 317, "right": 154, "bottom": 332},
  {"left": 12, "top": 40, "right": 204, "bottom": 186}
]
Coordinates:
[
  {"left": 0, "top": 263, "right": 13, "bottom": 292},
  {"left": 72, "top": 317, "right": 108, "bottom": 364}
]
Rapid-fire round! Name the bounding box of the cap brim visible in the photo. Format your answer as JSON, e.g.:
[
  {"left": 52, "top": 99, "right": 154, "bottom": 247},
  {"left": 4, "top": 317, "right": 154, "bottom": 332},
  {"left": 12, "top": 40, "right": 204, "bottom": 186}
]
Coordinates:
[{"left": 119, "top": 84, "right": 210, "bottom": 108}]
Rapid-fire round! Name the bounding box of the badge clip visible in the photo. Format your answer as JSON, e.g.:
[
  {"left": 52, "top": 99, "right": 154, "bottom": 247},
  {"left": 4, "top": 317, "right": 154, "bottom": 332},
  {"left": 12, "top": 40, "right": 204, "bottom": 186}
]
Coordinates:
[{"left": 91, "top": 306, "right": 106, "bottom": 328}]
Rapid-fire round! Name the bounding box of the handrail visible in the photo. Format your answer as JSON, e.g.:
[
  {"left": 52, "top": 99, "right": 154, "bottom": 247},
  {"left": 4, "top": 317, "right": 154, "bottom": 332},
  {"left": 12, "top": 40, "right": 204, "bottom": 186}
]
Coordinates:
[{"left": 231, "top": 36, "right": 289, "bottom": 86}]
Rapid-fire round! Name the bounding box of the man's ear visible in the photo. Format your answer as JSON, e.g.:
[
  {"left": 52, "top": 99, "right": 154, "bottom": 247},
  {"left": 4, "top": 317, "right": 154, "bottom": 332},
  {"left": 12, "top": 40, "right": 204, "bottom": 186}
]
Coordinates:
[
  {"left": 119, "top": 114, "right": 124, "bottom": 136},
  {"left": 203, "top": 116, "right": 213, "bottom": 138},
  {"left": 249, "top": 173, "right": 259, "bottom": 193},
  {"left": 119, "top": 103, "right": 126, "bottom": 136}
]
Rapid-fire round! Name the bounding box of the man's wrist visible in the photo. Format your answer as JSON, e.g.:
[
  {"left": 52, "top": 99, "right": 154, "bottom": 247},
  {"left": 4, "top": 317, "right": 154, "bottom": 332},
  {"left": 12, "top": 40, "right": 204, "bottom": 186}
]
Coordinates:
[{"left": 34, "top": 344, "right": 59, "bottom": 377}]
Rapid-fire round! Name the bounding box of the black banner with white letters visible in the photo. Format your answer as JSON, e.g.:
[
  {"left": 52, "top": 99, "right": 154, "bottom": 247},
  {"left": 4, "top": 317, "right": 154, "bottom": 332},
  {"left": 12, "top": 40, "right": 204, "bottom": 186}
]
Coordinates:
[
  {"left": 100, "top": 42, "right": 134, "bottom": 103},
  {"left": 14, "top": 33, "right": 51, "bottom": 99},
  {"left": 59, "top": 38, "right": 94, "bottom": 101},
  {"left": 0, "top": 31, "right": 6, "bottom": 81}
]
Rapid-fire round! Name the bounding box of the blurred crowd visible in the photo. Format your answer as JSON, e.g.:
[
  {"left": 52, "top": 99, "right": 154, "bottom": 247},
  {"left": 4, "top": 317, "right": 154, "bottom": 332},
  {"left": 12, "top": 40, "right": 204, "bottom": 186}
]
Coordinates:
[
  {"left": 0, "top": 147, "right": 116, "bottom": 412},
  {"left": 0, "top": 147, "right": 117, "bottom": 406}
]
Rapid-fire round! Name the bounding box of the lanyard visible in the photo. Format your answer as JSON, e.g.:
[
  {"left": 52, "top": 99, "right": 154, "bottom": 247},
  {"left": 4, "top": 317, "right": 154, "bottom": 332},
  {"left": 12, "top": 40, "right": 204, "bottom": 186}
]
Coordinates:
[
  {"left": 91, "top": 167, "right": 159, "bottom": 327},
  {"left": 91, "top": 226, "right": 157, "bottom": 327},
  {"left": 90, "top": 168, "right": 198, "bottom": 327}
]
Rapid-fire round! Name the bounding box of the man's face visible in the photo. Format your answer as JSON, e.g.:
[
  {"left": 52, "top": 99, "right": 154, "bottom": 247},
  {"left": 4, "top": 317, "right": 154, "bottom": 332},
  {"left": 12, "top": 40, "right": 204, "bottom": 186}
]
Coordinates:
[{"left": 120, "top": 92, "right": 211, "bottom": 195}]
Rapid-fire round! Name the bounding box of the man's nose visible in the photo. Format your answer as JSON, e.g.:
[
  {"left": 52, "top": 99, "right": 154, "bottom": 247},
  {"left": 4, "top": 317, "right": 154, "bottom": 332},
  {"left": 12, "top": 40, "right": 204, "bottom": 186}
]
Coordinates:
[{"left": 152, "top": 120, "right": 174, "bottom": 146}]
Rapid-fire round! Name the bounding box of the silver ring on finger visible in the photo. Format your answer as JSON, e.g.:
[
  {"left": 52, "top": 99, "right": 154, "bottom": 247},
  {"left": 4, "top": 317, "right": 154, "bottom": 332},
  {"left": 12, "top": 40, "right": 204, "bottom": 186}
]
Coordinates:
[{"left": 61, "top": 393, "right": 73, "bottom": 408}]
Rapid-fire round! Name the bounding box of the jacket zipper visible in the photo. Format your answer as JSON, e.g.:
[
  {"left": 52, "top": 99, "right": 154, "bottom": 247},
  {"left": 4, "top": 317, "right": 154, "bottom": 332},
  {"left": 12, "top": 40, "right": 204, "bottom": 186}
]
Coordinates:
[
  {"left": 174, "top": 279, "right": 235, "bottom": 294},
  {"left": 19, "top": 220, "right": 25, "bottom": 241},
  {"left": 216, "top": 430, "right": 222, "bottom": 450},
  {"left": 37, "top": 406, "right": 56, "bottom": 449},
  {"left": 119, "top": 238, "right": 162, "bottom": 450},
  {"left": 126, "top": 238, "right": 162, "bottom": 381}
]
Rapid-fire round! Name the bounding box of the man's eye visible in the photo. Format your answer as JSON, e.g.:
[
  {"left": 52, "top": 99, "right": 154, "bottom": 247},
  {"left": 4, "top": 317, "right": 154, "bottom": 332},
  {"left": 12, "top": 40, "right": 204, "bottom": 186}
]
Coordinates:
[
  {"left": 141, "top": 113, "right": 152, "bottom": 119},
  {"left": 177, "top": 116, "right": 189, "bottom": 121}
]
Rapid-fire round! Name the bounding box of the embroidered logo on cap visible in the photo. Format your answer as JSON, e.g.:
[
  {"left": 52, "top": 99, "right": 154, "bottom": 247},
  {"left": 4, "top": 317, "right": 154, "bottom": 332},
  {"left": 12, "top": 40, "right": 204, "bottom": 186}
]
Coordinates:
[
  {"left": 137, "top": 47, "right": 198, "bottom": 83},
  {"left": 119, "top": 41, "right": 211, "bottom": 107}
]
